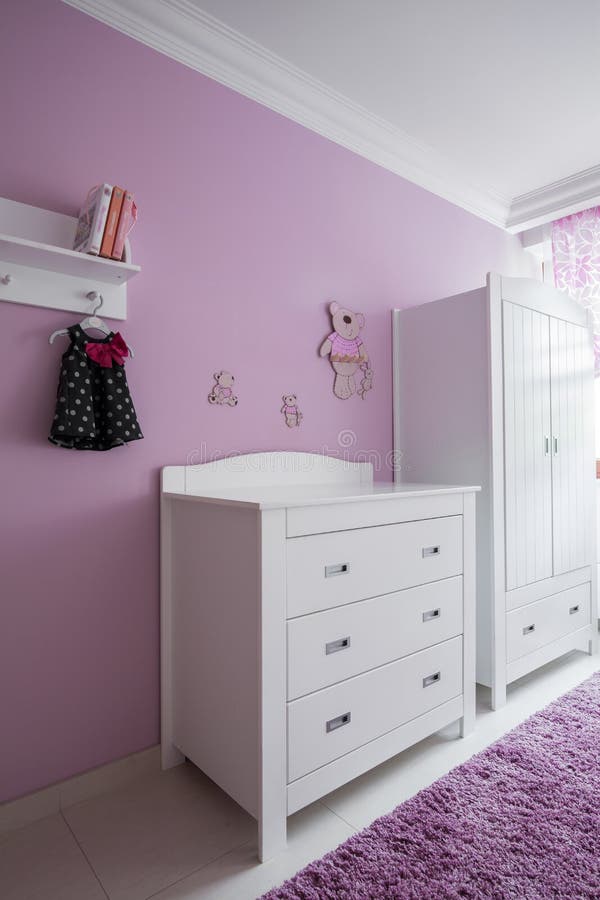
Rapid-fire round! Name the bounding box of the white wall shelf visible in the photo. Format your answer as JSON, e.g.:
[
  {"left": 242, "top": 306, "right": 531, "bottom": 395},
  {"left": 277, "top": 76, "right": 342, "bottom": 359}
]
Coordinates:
[
  {"left": 0, "top": 232, "right": 140, "bottom": 284},
  {"left": 0, "top": 196, "right": 140, "bottom": 320}
]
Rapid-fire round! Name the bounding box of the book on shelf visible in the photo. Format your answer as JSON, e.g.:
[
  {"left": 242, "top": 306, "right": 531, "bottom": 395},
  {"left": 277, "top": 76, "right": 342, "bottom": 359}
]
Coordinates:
[
  {"left": 111, "top": 191, "right": 138, "bottom": 261},
  {"left": 72, "top": 183, "right": 113, "bottom": 256},
  {"left": 99, "top": 186, "right": 125, "bottom": 258}
]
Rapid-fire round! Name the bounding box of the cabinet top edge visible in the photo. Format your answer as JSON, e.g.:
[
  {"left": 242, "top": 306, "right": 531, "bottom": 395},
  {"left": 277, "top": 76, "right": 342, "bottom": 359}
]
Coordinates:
[{"left": 162, "top": 481, "right": 481, "bottom": 509}]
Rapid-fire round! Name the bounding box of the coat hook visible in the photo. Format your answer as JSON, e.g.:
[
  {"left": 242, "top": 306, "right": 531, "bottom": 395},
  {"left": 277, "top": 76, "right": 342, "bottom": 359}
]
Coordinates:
[
  {"left": 86, "top": 291, "right": 104, "bottom": 314},
  {"left": 1, "top": 274, "right": 13, "bottom": 285}
]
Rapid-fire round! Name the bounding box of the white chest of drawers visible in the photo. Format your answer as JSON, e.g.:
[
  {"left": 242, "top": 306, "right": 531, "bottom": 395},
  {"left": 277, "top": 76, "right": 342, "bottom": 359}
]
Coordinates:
[{"left": 160, "top": 452, "right": 478, "bottom": 861}]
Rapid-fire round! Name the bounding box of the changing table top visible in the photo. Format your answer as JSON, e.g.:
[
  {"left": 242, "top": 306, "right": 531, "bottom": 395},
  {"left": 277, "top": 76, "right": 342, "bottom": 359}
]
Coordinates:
[{"left": 162, "top": 452, "right": 479, "bottom": 511}]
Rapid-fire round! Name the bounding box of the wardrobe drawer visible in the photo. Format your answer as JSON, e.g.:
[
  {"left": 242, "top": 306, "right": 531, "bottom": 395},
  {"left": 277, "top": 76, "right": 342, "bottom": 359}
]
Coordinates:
[
  {"left": 506, "top": 583, "right": 591, "bottom": 663},
  {"left": 286, "top": 516, "right": 463, "bottom": 618},
  {"left": 287, "top": 576, "right": 463, "bottom": 700},
  {"left": 287, "top": 636, "right": 463, "bottom": 782}
]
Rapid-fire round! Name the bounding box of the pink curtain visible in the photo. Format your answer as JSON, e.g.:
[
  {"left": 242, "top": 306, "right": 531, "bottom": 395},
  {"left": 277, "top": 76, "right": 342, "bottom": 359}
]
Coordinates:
[{"left": 552, "top": 205, "right": 600, "bottom": 375}]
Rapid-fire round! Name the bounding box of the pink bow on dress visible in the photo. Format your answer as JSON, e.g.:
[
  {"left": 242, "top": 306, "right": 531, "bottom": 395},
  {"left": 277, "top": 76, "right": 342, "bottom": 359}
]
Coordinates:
[{"left": 85, "top": 333, "right": 129, "bottom": 368}]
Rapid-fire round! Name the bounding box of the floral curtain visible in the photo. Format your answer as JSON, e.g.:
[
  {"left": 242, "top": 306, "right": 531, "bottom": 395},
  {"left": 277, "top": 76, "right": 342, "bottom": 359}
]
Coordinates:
[{"left": 552, "top": 205, "right": 600, "bottom": 375}]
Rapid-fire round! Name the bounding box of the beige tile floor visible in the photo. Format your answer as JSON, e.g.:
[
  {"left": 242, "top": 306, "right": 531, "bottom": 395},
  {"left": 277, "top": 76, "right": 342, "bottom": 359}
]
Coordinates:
[{"left": 1, "top": 649, "right": 598, "bottom": 900}]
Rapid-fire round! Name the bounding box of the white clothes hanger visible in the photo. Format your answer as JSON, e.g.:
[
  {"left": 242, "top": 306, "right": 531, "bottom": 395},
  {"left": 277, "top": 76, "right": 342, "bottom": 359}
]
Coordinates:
[{"left": 49, "top": 292, "right": 134, "bottom": 357}]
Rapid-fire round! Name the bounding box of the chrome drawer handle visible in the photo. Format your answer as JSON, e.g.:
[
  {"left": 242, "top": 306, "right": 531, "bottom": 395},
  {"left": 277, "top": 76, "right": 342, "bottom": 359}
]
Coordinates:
[
  {"left": 523, "top": 624, "right": 535, "bottom": 635},
  {"left": 423, "top": 671, "right": 441, "bottom": 688},
  {"left": 325, "top": 636, "right": 351, "bottom": 655},
  {"left": 422, "top": 546, "right": 441, "bottom": 558},
  {"left": 422, "top": 608, "right": 441, "bottom": 622},
  {"left": 326, "top": 712, "right": 351, "bottom": 733},
  {"left": 325, "top": 563, "right": 350, "bottom": 578},
  {"left": 569, "top": 605, "right": 580, "bottom": 615}
]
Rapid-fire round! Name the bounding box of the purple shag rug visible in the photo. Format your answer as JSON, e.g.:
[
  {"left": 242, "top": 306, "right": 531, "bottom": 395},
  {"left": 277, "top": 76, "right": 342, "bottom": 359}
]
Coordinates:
[{"left": 262, "top": 672, "right": 600, "bottom": 899}]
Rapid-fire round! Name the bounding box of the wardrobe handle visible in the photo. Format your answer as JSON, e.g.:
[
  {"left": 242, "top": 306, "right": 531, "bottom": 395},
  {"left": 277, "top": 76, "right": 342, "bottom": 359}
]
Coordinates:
[
  {"left": 325, "top": 636, "right": 351, "bottom": 655},
  {"left": 553, "top": 437, "right": 558, "bottom": 455},
  {"left": 544, "top": 436, "right": 549, "bottom": 456},
  {"left": 422, "top": 608, "right": 441, "bottom": 622},
  {"left": 325, "top": 563, "right": 349, "bottom": 578},
  {"left": 569, "top": 605, "right": 580, "bottom": 615},
  {"left": 326, "top": 712, "right": 351, "bottom": 733},
  {"left": 522, "top": 624, "right": 535, "bottom": 635},
  {"left": 422, "top": 545, "right": 441, "bottom": 558},
  {"left": 423, "top": 671, "right": 441, "bottom": 688}
]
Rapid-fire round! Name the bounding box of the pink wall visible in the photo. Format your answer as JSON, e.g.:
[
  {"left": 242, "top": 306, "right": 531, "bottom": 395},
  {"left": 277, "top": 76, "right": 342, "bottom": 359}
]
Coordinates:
[{"left": 0, "top": 0, "right": 536, "bottom": 802}]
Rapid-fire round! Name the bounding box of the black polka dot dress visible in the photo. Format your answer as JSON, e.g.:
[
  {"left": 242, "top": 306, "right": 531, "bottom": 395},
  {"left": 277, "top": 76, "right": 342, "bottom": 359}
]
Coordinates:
[{"left": 49, "top": 326, "right": 143, "bottom": 451}]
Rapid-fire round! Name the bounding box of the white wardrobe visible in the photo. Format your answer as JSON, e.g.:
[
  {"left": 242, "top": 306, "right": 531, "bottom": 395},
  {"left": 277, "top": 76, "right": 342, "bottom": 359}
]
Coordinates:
[{"left": 393, "top": 274, "right": 597, "bottom": 708}]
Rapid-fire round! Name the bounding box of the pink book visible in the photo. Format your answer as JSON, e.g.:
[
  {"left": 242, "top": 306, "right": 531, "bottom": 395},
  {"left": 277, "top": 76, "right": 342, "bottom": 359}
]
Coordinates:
[
  {"left": 73, "top": 183, "right": 113, "bottom": 255},
  {"left": 111, "top": 191, "right": 138, "bottom": 261},
  {"left": 99, "top": 186, "right": 124, "bottom": 258}
]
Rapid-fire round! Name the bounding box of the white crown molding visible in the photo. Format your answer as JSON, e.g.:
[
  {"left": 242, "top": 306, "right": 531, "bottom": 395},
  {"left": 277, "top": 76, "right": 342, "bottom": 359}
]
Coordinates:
[
  {"left": 62, "top": 0, "right": 599, "bottom": 234},
  {"left": 62, "top": 0, "right": 510, "bottom": 227},
  {"left": 506, "top": 165, "right": 600, "bottom": 233}
]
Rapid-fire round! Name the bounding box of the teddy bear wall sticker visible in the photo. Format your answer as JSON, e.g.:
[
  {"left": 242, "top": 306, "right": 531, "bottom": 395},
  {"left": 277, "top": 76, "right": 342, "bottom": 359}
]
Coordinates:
[
  {"left": 281, "top": 394, "right": 303, "bottom": 428},
  {"left": 319, "top": 300, "right": 372, "bottom": 399},
  {"left": 208, "top": 371, "right": 238, "bottom": 406}
]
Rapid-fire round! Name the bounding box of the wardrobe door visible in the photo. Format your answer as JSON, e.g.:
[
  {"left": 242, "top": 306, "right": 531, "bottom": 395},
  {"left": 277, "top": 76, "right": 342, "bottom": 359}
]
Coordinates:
[
  {"left": 550, "top": 317, "right": 591, "bottom": 575},
  {"left": 503, "top": 302, "right": 553, "bottom": 591}
]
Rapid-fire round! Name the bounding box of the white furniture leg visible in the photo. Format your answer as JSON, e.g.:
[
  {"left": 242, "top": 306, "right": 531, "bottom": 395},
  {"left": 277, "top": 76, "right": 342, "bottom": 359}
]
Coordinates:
[
  {"left": 491, "top": 679, "right": 507, "bottom": 711},
  {"left": 160, "top": 493, "right": 185, "bottom": 769},
  {"left": 460, "top": 492, "right": 476, "bottom": 736},
  {"left": 589, "top": 553, "right": 598, "bottom": 655},
  {"left": 258, "top": 811, "right": 287, "bottom": 863},
  {"left": 258, "top": 509, "right": 287, "bottom": 862}
]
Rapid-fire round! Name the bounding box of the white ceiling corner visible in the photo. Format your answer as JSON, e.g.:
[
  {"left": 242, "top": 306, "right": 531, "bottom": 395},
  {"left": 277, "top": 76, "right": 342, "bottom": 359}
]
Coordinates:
[
  {"left": 62, "top": 0, "right": 600, "bottom": 233},
  {"left": 506, "top": 166, "right": 600, "bottom": 233}
]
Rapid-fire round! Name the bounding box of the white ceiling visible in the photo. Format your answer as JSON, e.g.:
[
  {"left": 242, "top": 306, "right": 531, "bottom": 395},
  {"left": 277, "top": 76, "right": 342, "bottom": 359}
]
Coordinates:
[
  {"left": 65, "top": 0, "right": 600, "bottom": 230},
  {"left": 194, "top": 0, "right": 600, "bottom": 198}
]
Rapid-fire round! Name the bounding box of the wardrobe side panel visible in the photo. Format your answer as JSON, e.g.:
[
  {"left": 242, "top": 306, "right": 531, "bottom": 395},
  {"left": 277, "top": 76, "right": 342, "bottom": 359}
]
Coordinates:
[
  {"left": 170, "top": 500, "right": 259, "bottom": 818},
  {"left": 394, "top": 289, "right": 493, "bottom": 684}
]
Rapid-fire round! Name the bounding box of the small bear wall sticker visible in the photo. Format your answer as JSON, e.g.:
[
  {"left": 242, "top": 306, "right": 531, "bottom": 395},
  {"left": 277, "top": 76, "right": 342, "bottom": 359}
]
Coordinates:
[
  {"left": 281, "top": 394, "right": 303, "bottom": 428},
  {"left": 319, "top": 300, "right": 369, "bottom": 399},
  {"left": 358, "top": 363, "right": 374, "bottom": 399},
  {"left": 208, "top": 371, "right": 238, "bottom": 406}
]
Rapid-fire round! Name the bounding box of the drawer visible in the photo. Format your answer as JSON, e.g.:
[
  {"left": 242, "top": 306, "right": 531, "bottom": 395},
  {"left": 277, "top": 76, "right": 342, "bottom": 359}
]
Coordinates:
[
  {"left": 287, "top": 493, "right": 464, "bottom": 537},
  {"left": 286, "top": 516, "right": 463, "bottom": 618},
  {"left": 506, "top": 583, "right": 591, "bottom": 663},
  {"left": 287, "top": 636, "right": 463, "bottom": 782},
  {"left": 287, "top": 576, "right": 463, "bottom": 700}
]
